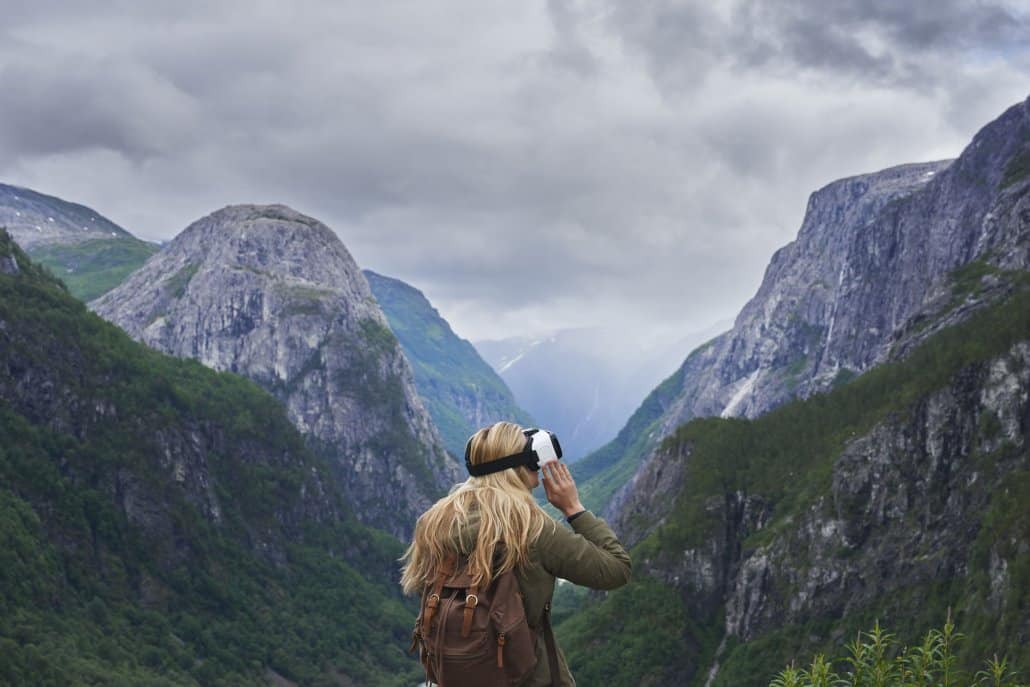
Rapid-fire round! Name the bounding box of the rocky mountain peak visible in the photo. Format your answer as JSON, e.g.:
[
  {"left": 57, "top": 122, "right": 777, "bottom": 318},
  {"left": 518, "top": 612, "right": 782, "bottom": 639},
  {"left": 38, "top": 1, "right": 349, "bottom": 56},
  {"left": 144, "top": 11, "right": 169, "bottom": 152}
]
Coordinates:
[
  {"left": 587, "top": 96, "right": 1030, "bottom": 530},
  {"left": 92, "top": 204, "right": 462, "bottom": 538},
  {"left": 169, "top": 204, "right": 362, "bottom": 285}
]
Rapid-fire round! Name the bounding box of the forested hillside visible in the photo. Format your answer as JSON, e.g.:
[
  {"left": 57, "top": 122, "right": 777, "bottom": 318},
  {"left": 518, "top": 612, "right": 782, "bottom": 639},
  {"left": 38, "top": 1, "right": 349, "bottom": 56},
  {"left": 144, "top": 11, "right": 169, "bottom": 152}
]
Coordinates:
[
  {"left": 0, "top": 230, "right": 420, "bottom": 686},
  {"left": 558, "top": 274, "right": 1030, "bottom": 686}
]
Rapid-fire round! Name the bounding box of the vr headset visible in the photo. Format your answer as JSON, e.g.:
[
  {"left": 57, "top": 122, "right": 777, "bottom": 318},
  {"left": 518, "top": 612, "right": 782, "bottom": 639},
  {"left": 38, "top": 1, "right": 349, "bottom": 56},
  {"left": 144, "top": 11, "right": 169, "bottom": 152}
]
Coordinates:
[{"left": 465, "top": 428, "right": 563, "bottom": 477}]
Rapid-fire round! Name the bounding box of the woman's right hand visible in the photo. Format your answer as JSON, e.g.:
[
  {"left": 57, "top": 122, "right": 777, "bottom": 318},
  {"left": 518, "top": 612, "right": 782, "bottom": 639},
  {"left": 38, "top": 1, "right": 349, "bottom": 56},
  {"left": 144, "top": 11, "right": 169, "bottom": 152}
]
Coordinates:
[{"left": 541, "top": 462, "right": 586, "bottom": 518}]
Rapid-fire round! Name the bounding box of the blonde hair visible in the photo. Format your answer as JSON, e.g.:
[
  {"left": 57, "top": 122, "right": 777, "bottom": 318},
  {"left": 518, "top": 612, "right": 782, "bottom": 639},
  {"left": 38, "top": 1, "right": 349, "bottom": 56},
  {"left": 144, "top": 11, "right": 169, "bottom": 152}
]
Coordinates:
[{"left": 400, "top": 421, "right": 553, "bottom": 594}]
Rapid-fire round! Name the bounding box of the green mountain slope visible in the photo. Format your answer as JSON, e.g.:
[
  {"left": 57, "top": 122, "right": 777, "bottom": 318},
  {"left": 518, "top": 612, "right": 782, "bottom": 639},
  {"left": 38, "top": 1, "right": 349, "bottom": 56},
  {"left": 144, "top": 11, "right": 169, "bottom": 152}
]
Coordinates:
[
  {"left": 0, "top": 183, "right": 158, "bottom": 302},
  {"left": 0, "top": 229, "right": 419, "bottom": 686},
  {"left": 557, "top": 276, "right": 1030, "bottom": 687},
  {"left": 30, "top": 237, "right": 158, "bottom": 302},
  {"left": 364, "top": 269, "right": 533, "bottom": 456}
]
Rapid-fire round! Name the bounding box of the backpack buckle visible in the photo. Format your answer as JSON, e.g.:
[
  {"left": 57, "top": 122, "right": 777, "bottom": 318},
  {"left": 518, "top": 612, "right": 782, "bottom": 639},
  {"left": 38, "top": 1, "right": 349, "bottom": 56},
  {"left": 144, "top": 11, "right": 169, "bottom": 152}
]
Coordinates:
[{"left": 464, "top": 594, "right": 478, "bottom": 608}]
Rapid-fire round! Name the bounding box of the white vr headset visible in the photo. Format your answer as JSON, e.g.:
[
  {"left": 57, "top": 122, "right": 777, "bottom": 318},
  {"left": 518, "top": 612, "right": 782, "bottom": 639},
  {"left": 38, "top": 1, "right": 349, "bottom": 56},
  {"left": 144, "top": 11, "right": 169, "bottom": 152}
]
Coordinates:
[{"left": 464, "top": 428, "right": 563, "bottom": 477}]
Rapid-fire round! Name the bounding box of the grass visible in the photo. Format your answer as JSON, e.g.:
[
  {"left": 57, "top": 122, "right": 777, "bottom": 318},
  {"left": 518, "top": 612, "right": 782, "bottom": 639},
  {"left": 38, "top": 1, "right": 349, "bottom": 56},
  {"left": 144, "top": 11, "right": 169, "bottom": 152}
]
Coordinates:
[{"left": 27, "top": 237, "right": 158, "bottom": 302}]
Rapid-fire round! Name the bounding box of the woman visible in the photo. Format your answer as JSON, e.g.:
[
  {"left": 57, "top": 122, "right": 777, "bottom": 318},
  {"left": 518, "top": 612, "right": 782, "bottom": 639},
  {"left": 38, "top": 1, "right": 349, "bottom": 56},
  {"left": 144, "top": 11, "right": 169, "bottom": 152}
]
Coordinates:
[{"left": 400, "top": 421, "right": 631, "bottom": 686}]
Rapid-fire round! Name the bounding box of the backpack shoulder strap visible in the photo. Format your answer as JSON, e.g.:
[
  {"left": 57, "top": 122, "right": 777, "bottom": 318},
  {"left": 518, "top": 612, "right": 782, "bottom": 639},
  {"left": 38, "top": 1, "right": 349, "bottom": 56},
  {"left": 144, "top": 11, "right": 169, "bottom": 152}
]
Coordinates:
[
  {"left": 422, "top": 553, "right": 458, "bottom": 631},
  {"left": 542, "top": 599, "right": 561, "bottom": 687}
]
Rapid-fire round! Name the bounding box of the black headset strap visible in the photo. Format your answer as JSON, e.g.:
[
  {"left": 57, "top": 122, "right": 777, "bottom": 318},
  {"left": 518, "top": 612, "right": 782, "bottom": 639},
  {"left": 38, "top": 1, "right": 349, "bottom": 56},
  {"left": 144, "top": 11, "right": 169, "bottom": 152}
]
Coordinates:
[
  {"left": 465, "top": 428, "right": 541, "bottom": 476},
  {"left": 465, "top": 450, "right": 537, "bottom": 476}
]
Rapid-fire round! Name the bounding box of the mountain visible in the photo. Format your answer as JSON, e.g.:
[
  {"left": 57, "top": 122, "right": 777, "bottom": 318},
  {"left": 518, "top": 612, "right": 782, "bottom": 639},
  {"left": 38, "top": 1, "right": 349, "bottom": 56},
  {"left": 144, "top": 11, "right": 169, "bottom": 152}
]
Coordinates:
[
  {"left": 91, "top": 204, "right": 462, "bottom": 538},
  {"left": 577, "top": 96, "right": 1030, "bottom": 513},
  {"left": 0, "top": 229, "right": 421, "bottom": 686},
  {"left": 0, "top": 182, "right": 157, "bottom": 301},
  {"left": 363, "top": 269, "right": 534, "bottom": 457},
  {"left": 558, "top": 278, "right": 1030, "bottom": 687},
  {"left": 555, "top": 96, "right": 1030, "bottom": 687},
  {"left": 476, "top": 321, "right": 727, "bottom": 462}
]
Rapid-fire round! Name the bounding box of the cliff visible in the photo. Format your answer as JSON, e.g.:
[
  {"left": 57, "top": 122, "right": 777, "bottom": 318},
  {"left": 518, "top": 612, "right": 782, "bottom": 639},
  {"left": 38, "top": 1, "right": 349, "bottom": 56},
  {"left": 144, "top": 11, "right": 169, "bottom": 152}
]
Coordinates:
[
  {"left": 560, "top": 283, "right": 1030, "bottom": 686},
  {"left": 579, "top": 96, "right": 1030, "bottom": 516}
]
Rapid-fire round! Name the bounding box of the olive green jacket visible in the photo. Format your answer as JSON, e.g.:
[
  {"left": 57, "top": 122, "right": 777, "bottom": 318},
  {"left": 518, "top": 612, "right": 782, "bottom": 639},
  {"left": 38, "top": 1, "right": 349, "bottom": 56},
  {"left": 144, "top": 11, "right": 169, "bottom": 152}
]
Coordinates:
[{"left": 452, "top": 509, "right": 632, "bottom": 686}]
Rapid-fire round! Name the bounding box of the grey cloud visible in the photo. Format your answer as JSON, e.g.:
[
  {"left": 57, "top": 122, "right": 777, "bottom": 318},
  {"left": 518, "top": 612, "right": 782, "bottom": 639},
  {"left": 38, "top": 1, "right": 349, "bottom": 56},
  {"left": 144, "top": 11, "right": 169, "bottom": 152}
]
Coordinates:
[
  {"left": 0, "top": 0, "right": 1027, "bottom": 347},
  {"left": 0, "top": 48, "right": 200, "bottom": 160},
  {"left": 606, "top": 0, "right": 1030, "bottom": 91}
]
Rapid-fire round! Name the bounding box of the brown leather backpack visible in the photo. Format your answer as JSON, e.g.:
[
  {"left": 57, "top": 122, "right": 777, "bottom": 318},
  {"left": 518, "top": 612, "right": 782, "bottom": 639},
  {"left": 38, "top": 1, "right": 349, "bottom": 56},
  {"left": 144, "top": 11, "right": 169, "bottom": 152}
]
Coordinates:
[{"left": 410, "top": 551, "right": 560, "bottom": 686}]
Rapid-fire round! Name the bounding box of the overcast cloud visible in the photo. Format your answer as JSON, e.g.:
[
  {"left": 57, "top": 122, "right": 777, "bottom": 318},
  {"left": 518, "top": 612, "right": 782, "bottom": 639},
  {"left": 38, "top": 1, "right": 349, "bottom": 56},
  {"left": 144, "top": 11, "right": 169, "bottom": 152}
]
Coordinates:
[{"left": 1, "top": 0, "right": 1027, "bottom": 343}]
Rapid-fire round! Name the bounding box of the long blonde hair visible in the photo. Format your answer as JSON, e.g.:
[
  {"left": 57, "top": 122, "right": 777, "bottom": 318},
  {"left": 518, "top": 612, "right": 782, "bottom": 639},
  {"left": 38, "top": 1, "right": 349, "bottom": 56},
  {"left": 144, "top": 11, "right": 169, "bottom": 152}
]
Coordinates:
[{"left": 400, "top": 421, "right": 553, "bottom": 594}]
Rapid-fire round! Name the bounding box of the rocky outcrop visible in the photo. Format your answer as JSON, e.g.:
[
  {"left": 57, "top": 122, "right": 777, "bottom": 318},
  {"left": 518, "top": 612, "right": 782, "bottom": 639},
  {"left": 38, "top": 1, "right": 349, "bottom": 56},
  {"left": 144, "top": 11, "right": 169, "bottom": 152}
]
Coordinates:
[
  {"left": 593, "top": 96, "right": 1030, "bottom": 521},
  {"left": 632, "top": 339, "right": 1028, "bottom": 657},
  {"left": 0, "top": 253, "right": 17, "bottom": 275},
  {"left": 92, "top": 204, "right": 462, "bottom": 538}
]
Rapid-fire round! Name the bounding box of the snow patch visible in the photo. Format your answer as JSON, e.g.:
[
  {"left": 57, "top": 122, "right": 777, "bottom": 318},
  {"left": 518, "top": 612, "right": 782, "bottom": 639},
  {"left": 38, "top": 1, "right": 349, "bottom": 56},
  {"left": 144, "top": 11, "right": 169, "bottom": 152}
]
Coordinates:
[
  {"left": 499, "top": 350, "right": 526, "bottom": 374},
  {"left": 721, "top": 369, "right": 760, "bottom": 418}
]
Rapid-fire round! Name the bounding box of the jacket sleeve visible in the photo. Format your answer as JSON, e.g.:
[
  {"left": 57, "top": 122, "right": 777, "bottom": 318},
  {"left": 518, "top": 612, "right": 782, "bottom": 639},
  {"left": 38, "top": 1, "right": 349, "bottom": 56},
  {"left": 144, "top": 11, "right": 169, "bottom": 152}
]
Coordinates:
[{"left": 537, "top": 510, "right": 632, "bottom": 590}]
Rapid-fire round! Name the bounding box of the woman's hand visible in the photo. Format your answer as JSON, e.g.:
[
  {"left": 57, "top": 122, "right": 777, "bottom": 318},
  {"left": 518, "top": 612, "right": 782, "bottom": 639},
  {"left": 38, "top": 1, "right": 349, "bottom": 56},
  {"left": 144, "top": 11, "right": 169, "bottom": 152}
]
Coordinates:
[{"left": 541, "top": 462, "right": 586, "bottom": 518}]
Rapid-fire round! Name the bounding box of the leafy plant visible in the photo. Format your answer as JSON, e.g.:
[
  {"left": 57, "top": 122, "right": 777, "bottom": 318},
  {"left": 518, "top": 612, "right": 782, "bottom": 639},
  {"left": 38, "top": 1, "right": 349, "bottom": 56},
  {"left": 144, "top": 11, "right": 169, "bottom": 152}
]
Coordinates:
[{"left": 769, "top": 617, "right": 1025, "bottom": 687}]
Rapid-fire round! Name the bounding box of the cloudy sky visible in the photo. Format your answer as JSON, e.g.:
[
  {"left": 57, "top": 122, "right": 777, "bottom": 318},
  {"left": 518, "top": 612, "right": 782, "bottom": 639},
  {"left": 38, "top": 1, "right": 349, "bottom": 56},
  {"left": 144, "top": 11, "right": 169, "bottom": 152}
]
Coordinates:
[{"left": 1, "top": 1, "right": 1028, "bottom": 343}]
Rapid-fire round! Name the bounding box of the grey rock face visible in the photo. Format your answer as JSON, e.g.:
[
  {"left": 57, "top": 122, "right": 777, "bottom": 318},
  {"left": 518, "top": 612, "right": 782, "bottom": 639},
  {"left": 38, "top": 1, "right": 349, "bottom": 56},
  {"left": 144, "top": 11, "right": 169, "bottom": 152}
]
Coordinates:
[
  {"left": 632, "top": 340, "right": 1029, "bottom": 652},
  {"left": 0, "top": 254, "right": 18, "bottom": 275},
  {"left": 92, "top": 204, "right": 462, "bottom": 538},
  {"left": 608, "top": 97, "right": 1030, "bottom": 522}
]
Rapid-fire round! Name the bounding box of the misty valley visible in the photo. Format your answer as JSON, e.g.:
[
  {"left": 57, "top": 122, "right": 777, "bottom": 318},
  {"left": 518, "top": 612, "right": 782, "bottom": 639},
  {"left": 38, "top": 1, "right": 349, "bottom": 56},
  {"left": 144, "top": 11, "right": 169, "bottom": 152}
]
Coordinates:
[{"left": 1, "top": 94, "right": 1028, "bottom": 687}]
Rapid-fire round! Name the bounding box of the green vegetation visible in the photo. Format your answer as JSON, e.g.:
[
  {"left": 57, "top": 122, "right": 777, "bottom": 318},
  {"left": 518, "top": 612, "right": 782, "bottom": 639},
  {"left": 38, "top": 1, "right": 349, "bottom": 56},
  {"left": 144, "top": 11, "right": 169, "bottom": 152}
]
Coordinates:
[
  {"left": 557, "top": 579, "right": 718, "bottom": 686},
  {"left": 364, "top": 270, "right": 533, "bottom": 456},
  {"left": 166, "top": 262, "right": 199, "bottom": 298},
  {"left": 950, "top": 260, "right": 1004, "bottom": 301},
  {"left": 558, "top": 275, "right": 1030, "bottom": 687},
  {"left": 28, "top": 236, "right": 158, "bottom": 301},
  {"left": 999, "top": 147, "right": 1030, "bottom": 189},
  {"left": 768, "top": 619, "right": 1024, "bottom": 687},
  {"left": 0, "top": 230, "right": 421, "bottom": 686}
]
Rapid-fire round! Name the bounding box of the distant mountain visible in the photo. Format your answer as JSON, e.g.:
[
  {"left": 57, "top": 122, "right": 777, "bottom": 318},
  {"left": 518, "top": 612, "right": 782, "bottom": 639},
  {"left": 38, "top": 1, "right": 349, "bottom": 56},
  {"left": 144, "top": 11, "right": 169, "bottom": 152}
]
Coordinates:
[
  {"left": 364, "top": 269, "right": 534, "bottom": 457},
  {"left": 91, "top": 205, "right": 461, "bottom": 538},
  {"left": 0, "top": 182, "right": 157, "bottom": 301},
  {"left": 578, "top": 96, "right": 1030, "bottom": 513},
  {"left": 476, "top": 321, "right": 728, "bottom": 462},
  {"left": 0, "top": 229, "right": 422, "bottom": 685}
]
